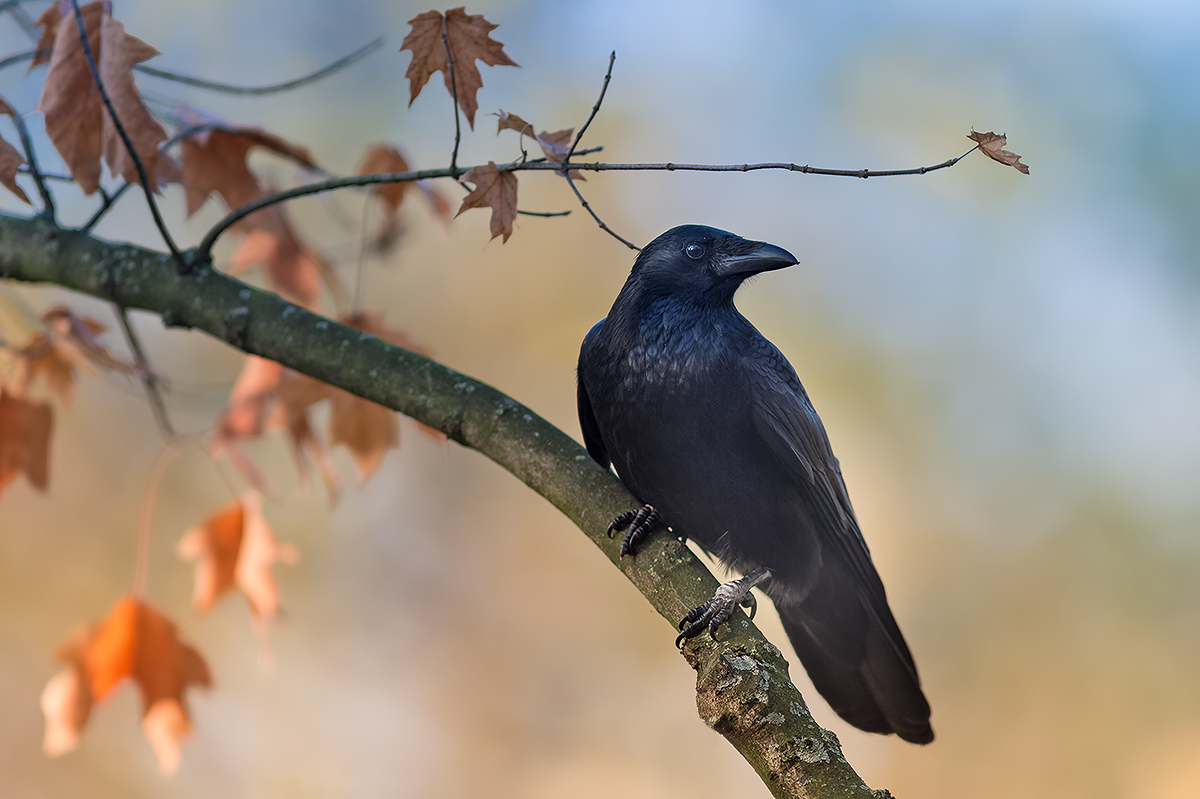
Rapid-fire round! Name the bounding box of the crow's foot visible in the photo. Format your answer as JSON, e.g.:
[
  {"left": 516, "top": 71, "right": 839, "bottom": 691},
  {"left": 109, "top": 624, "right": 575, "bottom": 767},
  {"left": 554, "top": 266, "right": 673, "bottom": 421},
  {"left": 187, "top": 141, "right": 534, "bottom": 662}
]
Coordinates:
[
  {"left": 676, "top": 566, "right": 771, "bottom": 647},
  {"left": 606, "top": 504, "right": 661, "bottom": 558}
]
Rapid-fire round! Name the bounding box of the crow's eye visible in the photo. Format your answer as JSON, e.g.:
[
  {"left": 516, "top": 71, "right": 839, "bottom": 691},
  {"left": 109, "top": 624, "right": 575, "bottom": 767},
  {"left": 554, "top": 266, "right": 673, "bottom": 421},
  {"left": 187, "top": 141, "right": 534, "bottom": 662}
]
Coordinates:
[{"left": 685, "top": 243, "right": 705, "bottom": 260}]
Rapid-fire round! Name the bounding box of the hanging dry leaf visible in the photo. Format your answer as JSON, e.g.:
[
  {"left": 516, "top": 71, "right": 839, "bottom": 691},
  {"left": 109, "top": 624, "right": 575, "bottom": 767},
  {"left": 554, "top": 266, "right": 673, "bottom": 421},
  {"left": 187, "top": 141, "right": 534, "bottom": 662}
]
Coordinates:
[
  {"left": 37, "top": 1, "right": 104, "bottom": 194},
  {"left": 0, "top": 389, "right": 52, "bottom": 496},
  {"left": 12, "top": 306, "right": 136, "bottom": 405},
  {"left": 97, "top": 15, "right": 168, "bottom": 189},
  {"left": 175, "top": 105, "right": 318, "bottom": 224},
  {"left": 226, "top": 213, "right": 326, "bottom": 307},
  {"left": 495, "top": 109, "right": 533, "bottom": 136},
  {"left": 0, "top": 98, "right": 30, "bottom": 204},
  {"left": 401, "top": 7, "right": 518, "bottom": 129},
  {"left": 176, "top": 492, "right": 299, "bottom": 623},
  {"left": 968, "top": 130, "right": 1029, "bottom": 175},
  {"left": 356, "top": 143, "right": 411, "bottom": 213},
  {"left": 495, "top": 110, "right": 582, "bottom": 177},
  {"left": 208, "top": 355, "right": 285, "bottom": 492},
  {"left": 41, "top": 597, "right": 211, "bottom": 774},
  {"left": 30, "top": 2, "right": 63, "bottom": 70},
  {"left": 457, "top": 161, "right": 518, "bottom": 242}
]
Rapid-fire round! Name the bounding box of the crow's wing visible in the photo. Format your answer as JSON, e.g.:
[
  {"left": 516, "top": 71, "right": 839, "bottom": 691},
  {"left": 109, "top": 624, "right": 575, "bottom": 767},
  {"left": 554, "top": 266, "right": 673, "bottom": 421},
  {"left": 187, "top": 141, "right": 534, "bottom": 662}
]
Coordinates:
[
  {"left": 576, "top": 319, "right": 611, "bottom": 469},
  {"left": 745, "top": 339, "right": 933, "bottom": 743}
]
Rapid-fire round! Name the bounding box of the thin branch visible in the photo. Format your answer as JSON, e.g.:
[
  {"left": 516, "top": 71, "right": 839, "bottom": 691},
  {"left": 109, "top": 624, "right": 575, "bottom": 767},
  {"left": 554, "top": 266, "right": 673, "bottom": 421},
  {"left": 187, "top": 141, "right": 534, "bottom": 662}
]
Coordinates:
[
  {"left": 2, "top": 0, "right": 36, "bottom": 39},
  {"left": 132, "top": 438, "right": 188, "bottom": 597},
  {"left": 69, "top": 0, "right": 188, "bottom": 272},
  {"left": 132, "top": 38, "right": 382, "bottom": 95},
  {"left": 516, "top": 209, "right": 570, "bottom": 217},
  {"left": 198, "top": 149, "right": 977, "bottom": 260},
  {"left": 114, "top": 304, "right": 175, "bottom": 440},
  {"left": 563, "top": 169, "right": 640, "bottom": 250},
  {"left": 81, "top": 181, "right": 132, "bottom": 232},
  {"left": 3, "top": 102, "right": 54, "bottom": 218},
  {"left": 563, "top": 51, "right": 615, "bottom": 167},
  {"left": 441, "top": 16, "right": 464, "bottom": 180},
  {"left": 17, "top": 167, "right": 75, "bottom": 182},
  {"left": 0, "top": 49, "right": 34, "bottom": 72}
]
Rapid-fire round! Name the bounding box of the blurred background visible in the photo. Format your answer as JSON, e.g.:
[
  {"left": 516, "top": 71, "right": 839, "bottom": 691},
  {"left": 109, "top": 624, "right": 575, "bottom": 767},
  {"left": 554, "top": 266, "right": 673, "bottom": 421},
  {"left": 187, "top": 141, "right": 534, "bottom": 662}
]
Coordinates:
[{"left": 2, "top": 0, "right": 1200, "bottom": 796}]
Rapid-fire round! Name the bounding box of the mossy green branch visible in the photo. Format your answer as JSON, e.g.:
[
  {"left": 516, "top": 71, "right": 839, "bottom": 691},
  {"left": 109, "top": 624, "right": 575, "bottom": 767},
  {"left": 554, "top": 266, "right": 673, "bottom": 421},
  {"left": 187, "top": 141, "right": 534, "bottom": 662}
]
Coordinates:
[{"left": 0, "top": 212, "right": 884, "bottom": 799}]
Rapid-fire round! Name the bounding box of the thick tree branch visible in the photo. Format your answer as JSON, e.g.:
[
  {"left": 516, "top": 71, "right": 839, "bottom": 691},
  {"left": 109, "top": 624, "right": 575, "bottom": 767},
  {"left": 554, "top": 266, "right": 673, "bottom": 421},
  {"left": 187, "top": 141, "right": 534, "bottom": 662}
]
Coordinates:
[{"left": 0, "top": 212, "right": 885, "bottom": 799}]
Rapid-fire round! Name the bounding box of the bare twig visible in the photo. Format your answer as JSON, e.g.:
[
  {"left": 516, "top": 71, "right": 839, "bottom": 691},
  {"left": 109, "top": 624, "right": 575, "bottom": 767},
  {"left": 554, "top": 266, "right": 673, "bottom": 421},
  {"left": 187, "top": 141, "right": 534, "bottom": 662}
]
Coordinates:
[
  {"left": 133, "top": 38, "right": 382, "bottom": 95},
  {"left": 3, "top": 101, "right": 54, "bottom": 218},
  {"left": 81, "top": 182, "right": 132, "bottom": 232},
  {"left": 517, "top": 209, "right": 571, "bottom": 217},
  {"left": 69, "top": 0, "right": 187, "bottom": 272},
  {"left": 1, "top": 0, "right": 36, "bottom": 39},
  {"left": 441, "top": 16, "right": 464, "bottom": 181},
  {"left": 17, "top": 167, "right": 75, "bottom": 182},
  {"left": 115, "top": 304, "right": 175, "bottom": 440},
  {"left": 563, "top": 169, "right": 640, "bottom": 250},
  {"left": 132, "top": 437, "right": 189, "bottom": 597},
  {"left": 563, "top": 51, "right": 615, "bottom": 167},
  {"left": 198, "top": 150, "right": 978, "bottom": 260},
  {"left": 0, "top": 49, "right": 34, "bottom": 72}
]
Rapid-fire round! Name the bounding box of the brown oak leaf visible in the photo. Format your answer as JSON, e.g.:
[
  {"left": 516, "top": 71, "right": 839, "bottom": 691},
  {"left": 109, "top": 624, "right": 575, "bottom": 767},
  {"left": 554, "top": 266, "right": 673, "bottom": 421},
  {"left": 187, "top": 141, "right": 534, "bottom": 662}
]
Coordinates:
[
  {"left": 968, "top": 130, "right": 1029, "bottom": 175},
  {"left": 41, "top": 596, "right": 211, "bottom": 774},
  {"left": 0, "top": 98, "right": 30, "bottom": 204},
  {"left": 0, "top": 390, "right": 52, "bottom": 496},
  {"left": 457, "top": 161, "right": 518, "bottom": 242},
  {"left": 176, "top": 491, "right": 299, "bottom": 623},
  {"left": 401, "top": 7, "right": 518, "bottom": 129}
]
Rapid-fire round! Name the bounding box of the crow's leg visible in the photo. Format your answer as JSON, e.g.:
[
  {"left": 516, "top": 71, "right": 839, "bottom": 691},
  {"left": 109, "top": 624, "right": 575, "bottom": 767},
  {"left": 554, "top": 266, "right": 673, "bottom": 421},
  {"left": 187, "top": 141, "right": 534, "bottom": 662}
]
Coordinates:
[
  {"left": 606, "top": 504, "right": 661, "bottom": 558},
  {"left": 676, "top": 566, "right": 771, "bottom": 647}
]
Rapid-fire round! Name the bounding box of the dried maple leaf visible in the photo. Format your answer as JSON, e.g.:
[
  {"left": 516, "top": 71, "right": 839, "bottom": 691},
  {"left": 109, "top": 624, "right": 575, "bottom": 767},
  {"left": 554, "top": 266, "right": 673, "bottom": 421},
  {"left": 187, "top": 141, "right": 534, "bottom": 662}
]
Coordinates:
[
  {"left": 457, "top": 161, "right": 518, "bottom": 242},
  {"left": 41, "top": 596, "right": 211, "bottom": 774},
  {"left": 226, "top": 212, "right": 326, "bottom": 307},
  {"left": 356, "top": 143, "right": 412, "bottom": 213},
  {"left": 177, "top": 492, "right": 299, "bottom": 622},
  {"left": 208, "top": 355, "right": 285, "bottom": 492},
  {"left": 968, "top": 130, "right": 1029, "bottom": 175},
  {"left": 401, "top": 7, "right": 518, "bottom": 129},
  {"left": 495, "top": 110, "right": 582, "bottom": 177},
  {"left": 13, "top": 306, "right": 136, "bottom": 405},
  {"left": 98, "top": 15, "right": 168, "bottom": 189},
  {"left": 37, "top": 1, "right": 104, "bottom": 194},
  {"left": 175, "top": 105, "right": 318, "bottom": 223},
  {"left": 30, "top": 2, "right": 63, "bottom": 70},
  {"left": 0, "top": 99, "right": 30, "bottom": 204},
  {"left": 0, "top": 389, "right": 52, "bottom": 496},
  {"left": 495, "top": 109, "right": 533, "bottom": 136}
]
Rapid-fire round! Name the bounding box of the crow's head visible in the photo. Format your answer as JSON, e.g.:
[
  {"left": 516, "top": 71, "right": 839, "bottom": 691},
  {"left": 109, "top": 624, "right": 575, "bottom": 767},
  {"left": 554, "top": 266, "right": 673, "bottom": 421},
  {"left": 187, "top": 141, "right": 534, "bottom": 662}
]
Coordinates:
[{"left": 630, "top": 225, "right": 797, "bottom": 303}]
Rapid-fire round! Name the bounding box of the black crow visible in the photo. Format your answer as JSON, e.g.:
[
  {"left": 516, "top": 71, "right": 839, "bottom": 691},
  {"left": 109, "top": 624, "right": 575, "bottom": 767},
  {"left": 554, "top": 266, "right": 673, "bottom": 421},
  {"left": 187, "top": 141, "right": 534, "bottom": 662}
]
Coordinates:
[{"left": 576, "top": 225, "right": 933, "bottom": 743}]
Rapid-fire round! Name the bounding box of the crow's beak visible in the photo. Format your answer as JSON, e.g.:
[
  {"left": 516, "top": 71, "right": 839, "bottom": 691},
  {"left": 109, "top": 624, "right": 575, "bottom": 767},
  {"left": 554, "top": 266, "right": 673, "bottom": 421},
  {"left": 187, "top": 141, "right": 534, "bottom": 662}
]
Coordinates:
[{"left": 719, "top": 242, "right": 798, "bottom": 276}]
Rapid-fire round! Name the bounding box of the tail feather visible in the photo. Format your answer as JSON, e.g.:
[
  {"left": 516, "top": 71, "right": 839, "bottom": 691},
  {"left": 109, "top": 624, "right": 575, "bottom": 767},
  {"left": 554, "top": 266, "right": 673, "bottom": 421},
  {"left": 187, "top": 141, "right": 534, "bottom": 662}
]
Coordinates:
[{"left": 777, "top": 592, "right": 933, "bottom": 744}]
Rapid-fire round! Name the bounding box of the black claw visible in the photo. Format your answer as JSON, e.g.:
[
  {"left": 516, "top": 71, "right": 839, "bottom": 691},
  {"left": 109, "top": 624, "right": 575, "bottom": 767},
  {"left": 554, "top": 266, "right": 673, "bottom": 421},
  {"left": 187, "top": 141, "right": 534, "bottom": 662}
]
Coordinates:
[
  {"left": 606, "top": 504, "right": 660, "bottom": 558},
  {"left": 674, "top": 567, "right": 771, "bottom": 648}
]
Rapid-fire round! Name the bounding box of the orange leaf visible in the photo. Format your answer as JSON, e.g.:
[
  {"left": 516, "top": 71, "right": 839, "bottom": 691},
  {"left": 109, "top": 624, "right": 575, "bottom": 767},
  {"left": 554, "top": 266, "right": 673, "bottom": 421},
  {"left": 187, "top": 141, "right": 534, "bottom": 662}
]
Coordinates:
[
  {"left": 968, "top": 129, "right": 1029, "bottom": 175},
  {"left": 37, "top": 1, "right": 105, "bottom": 194},
  {"left": 400, "top": 7, "right": 519, "bottom": 129},
  {"left": 42, "top": 597, "right": 211, "bottom": 774},
  {"left": 176, "top": 492, "right": 299, "bottom": 622},
  {"left": 0, "top": 389, "right": 52, "bottom": 496},
  {"left": 97, "top": 15, "right": 168, "bottom": 190},
  {"left": 456, "top": 161, "right": 518, "bottom": 242}
]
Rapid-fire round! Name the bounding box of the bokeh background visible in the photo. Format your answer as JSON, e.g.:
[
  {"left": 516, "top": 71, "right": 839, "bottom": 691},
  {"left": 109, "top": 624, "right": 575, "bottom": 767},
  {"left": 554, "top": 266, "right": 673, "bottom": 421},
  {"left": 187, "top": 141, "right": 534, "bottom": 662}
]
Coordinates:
[{"left": 2, "top": 0, "right": 1200, "bottom": 796}]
